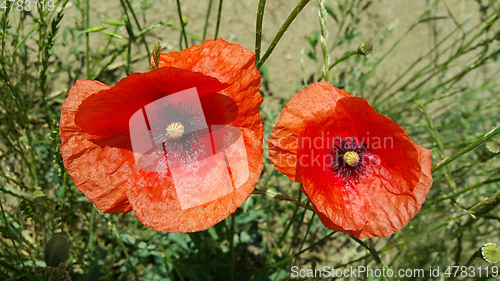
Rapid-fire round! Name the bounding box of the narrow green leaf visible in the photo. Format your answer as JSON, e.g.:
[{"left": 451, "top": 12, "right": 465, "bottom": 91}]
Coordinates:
[
  {"left": 324, "top": 5, "right": 338, "bottom": 22},
  {"left": 420, "top": 16, "right": 448, "bottom": 23},
  {"left": 432, "top": 126, "right": 500, "bottom": 173},
  {"left": 137, "top": 21, "right": 175, "bottom": 37},
  {"left": 81, "top": 26, "right": 108, "bottom": 33},
  {"left": 101, "top": 18, "right": 126, "bottom": 26},
  {"left": 100, "top": 30, "right": 124, "bottom": 39}
]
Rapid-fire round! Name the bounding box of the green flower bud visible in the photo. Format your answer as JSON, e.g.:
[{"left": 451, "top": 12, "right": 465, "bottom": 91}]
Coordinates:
[
  {"left": 481, "top": 243, "right": 500, "bottom": 263},
  {"left": 357, "top": 41, "right": 373, "bottom": 55},
  {"left": 486, "top": 141, "right": 500, "bottom": 154},
  {"left": 44, "top": 233, "right": 70, "bottom": 267}
]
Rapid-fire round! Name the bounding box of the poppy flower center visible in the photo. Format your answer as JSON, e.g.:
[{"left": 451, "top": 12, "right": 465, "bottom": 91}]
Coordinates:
[
  {"left": 329, "top": 137, "right": 369, "bottom": 183},
  {"left": 166, "top": 121, "right": 184, "bottom": 139},
  {"left": 151, "top": 102, "right": 207, "bottom": 162},
  {"left": 343, "top": 151, "right": 360, "bottom": 166}
]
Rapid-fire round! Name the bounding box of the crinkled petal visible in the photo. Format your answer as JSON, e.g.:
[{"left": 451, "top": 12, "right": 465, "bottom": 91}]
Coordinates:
[
  {"left": 156, "top": 38, "right": 263, "bottom": 132},
  {"left": 64, "top": 39, "right": 264, "bottom": 232},
  {"left": 127, "top": 127, "right": 262, "bottom": 232},
  {"left": 298, "top": 124, "right": 369, "bottom": 230},
  {"left": 277, "top": 82, "right": 433, "bottom": 238},
  {"left": 313, "top": 145, "right": 432, "bottom": 238},
  {"left": 60, "top": 80, "right": 135, "bottom": 213},
  {"left": 124, "top": 39, "right": 263, "bottom": 232},
  {"left": 334, "top": 97, "right": 420, "bottom": 194},
  {"left": 268, "top": 82, "right": 351, "bottom": 182},
  {"left": 75, "top": 67, "right": 228, "bottom": 141}
]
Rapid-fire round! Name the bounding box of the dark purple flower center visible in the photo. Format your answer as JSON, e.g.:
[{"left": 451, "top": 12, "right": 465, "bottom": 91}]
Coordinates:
[
  {"left": 151, "top": 102, "right": 207, "bottom": 163},
  {"left": 329, "top": 137, "right": 370, "bottom": 183}
]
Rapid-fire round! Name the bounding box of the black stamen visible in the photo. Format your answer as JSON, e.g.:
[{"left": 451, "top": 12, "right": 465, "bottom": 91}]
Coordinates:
[
  {"left": 150, "top": 102, "right": 207, "bottom": 164},
  {"left": 329, "top": 137, "right": 369, "bottom": 183}
]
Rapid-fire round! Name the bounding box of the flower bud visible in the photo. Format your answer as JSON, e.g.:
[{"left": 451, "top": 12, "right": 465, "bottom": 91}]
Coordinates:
[
  {"left": 481, "top": 243, "right": 500, "bottom": 263},
  {"left": 44, "top": 233, "right": 70, "bottom": 267},
  {"left": 357, "top": 41, "right": 373, "bottom": 55}
]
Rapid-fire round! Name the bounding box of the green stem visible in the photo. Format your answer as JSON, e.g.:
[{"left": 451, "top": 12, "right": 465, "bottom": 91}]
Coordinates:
[
  {"left": 127, "top": 38, "right": 132, "bottom": 75},
  {"left": 214, "top": 0, "right": 224, "bottom": 39},
  {"left": 202, "top": 0, "right": 214, "bottom": 41},
  {"left": 88, "top": 204, "right": 95, "bottom": 253},
  {"left": 292, "top": 211, "right": 315, "bottom": 267},
  {"left": 447, "top": 250, "right": 481, "bottom": 281},
  {"left": 417, "top": 102, "right": 456, "bottom": 191},
  {"left": 317, "top": 0, "right": 329, "bottom": 81},
  {"left": 0, "top": 197, "right": 24, "bottom": 268},
  {"left": 253, "top": 187, "right": 313, "bottom": 210},
  {"left": 350, "top": 236, "right": 388, "bottom": 281},
  {"left": 255, "top": 231, "right": 336, "bottom": 274},
  {"left": 86, "top": 0, "right": 89, "bottom": 79},
  {"left": 432, "top": 126, "right": 500, "bottom": 173},
  {"left": 255, "top": 0, "right": 266, "bottom": 61},
  {"left": 256, "top": 0, "right": 312, "bottom": 69},
  {"left": 328, "top": 50, "right": 357, "bottom": 70},
  {"left": 59, "top": 171, "right": 68, "bottom": 231},
  {"left": 110, "top": 216, "right": 138, "bottom": 279},
  {"left": 431, "top": 177, "right": 500, "bottom": 204},
  {"left": 123, "top": 0, "right": 151, "bottom": 58},
  {"left": 265, "top": 197, "right": 300, "bottom": 265},
  {"left": 176, "top": 0, "right": 189, "bottom": 49},
  {"left": 228, "top": 214, "right": 236, "bottom": 281},
  {"left": 164, "top": 249, "right": 185, "bottom": 281}
]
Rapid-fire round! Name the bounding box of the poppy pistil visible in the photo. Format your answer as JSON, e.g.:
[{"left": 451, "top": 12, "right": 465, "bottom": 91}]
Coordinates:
[
  {"left": 166, "top": 121, "right": 184, "bottom": 139},
  {"left": 343, "top": 151, "right": 360, "bottom": 166},
  {"left": 329, "top": 137, "right": 369, "bottom": 183}
]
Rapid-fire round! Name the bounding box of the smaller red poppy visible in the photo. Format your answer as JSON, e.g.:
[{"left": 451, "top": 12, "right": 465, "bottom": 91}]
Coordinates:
[{"left": 268, "top": 82, "right": 433, "bottom": 238}]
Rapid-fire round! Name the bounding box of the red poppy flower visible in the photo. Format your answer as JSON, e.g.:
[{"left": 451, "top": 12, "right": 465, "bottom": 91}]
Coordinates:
[
  {"left": 60, "top": 39, "right": 263, "bottom": 232},
  {"left": 268, "top": 82, "right": 432, "bottom": 238}
]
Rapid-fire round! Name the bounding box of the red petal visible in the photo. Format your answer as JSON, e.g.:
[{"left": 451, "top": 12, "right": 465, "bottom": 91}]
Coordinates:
[
  {"left": 75, "top": 67, "right": 228, "bottom": 142},
  {"left": 269, "top": 82, "right": 351, "bottom": 182},
  {"left": 298, "top": 124, "right": 370, "bottom": 230},
  {"left": 277, "top": 82, "right": 433, "bottom": 238},
  {"left": 60, "top": 80, "right": 135, "bottom": 213},
  {"left": 124, "top": 39, "right": 264, "bottom": 232},
  {"left": 314, "top": 145, "right": 432, "bottom": 238},
  {"left": 357, "top": 144, "right": 432, "bottom": 238},
  {"left": 127, "top": 127, "right": 262, "bottom": 232},
  {"left": 334, "top": 97, "right": 420, "bottom": 194},
  {"left": 157, "top": 38, "right": 263, "bottom": 131}
]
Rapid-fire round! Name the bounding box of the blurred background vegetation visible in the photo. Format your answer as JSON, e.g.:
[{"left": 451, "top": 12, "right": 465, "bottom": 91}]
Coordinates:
[{"left": 0, "top": 0, "right": 500, "bottom": 280}]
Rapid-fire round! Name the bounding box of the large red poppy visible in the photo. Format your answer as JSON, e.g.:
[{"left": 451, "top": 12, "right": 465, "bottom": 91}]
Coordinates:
[
  {"left": 268, "top": 82, "right": 432, "bottom": 238},
  {"left": 60, "top": 39, "right": 263, "bottom": 232}
]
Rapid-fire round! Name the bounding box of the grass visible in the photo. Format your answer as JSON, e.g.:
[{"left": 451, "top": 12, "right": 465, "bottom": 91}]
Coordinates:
[{"left": 0, "top": 0, "right": 499, "bottom": 280}]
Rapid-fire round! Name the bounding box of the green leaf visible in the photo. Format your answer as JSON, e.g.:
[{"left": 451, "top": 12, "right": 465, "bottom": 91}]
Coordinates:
[
  {"left": 81, "top": 26, "right": 108, "bottom": 33},
  {"left": 33, "top": 189, "right": 46, "bottom": 198},
  {"left": 137, "top": 20, "right": 175, "bottom": 37},
  {"left": 324, "top": 5, "right": 338, "bottom": 22},
  {"left": 100, "top": 30, "right": 124, "bottom": 39},
  {"left": 305, "top": 31, "right": 319, "bottom": 49},
  {"left": 304, "top": 49, "right": 317, "bottom": 62},
  {"left": 101, "top": 18, "right": 126, "bottom": 26},
  {"left": 420, "top": 16, "right": 448, "bottom": 23}
]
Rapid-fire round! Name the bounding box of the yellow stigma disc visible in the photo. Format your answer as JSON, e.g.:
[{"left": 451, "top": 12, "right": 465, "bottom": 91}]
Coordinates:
[
  {"left": 166, "top": 121, "right": 184, "bottom": 139},
  {"left": 343, "top": 151, "right": 360, "bottom": 166}
]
